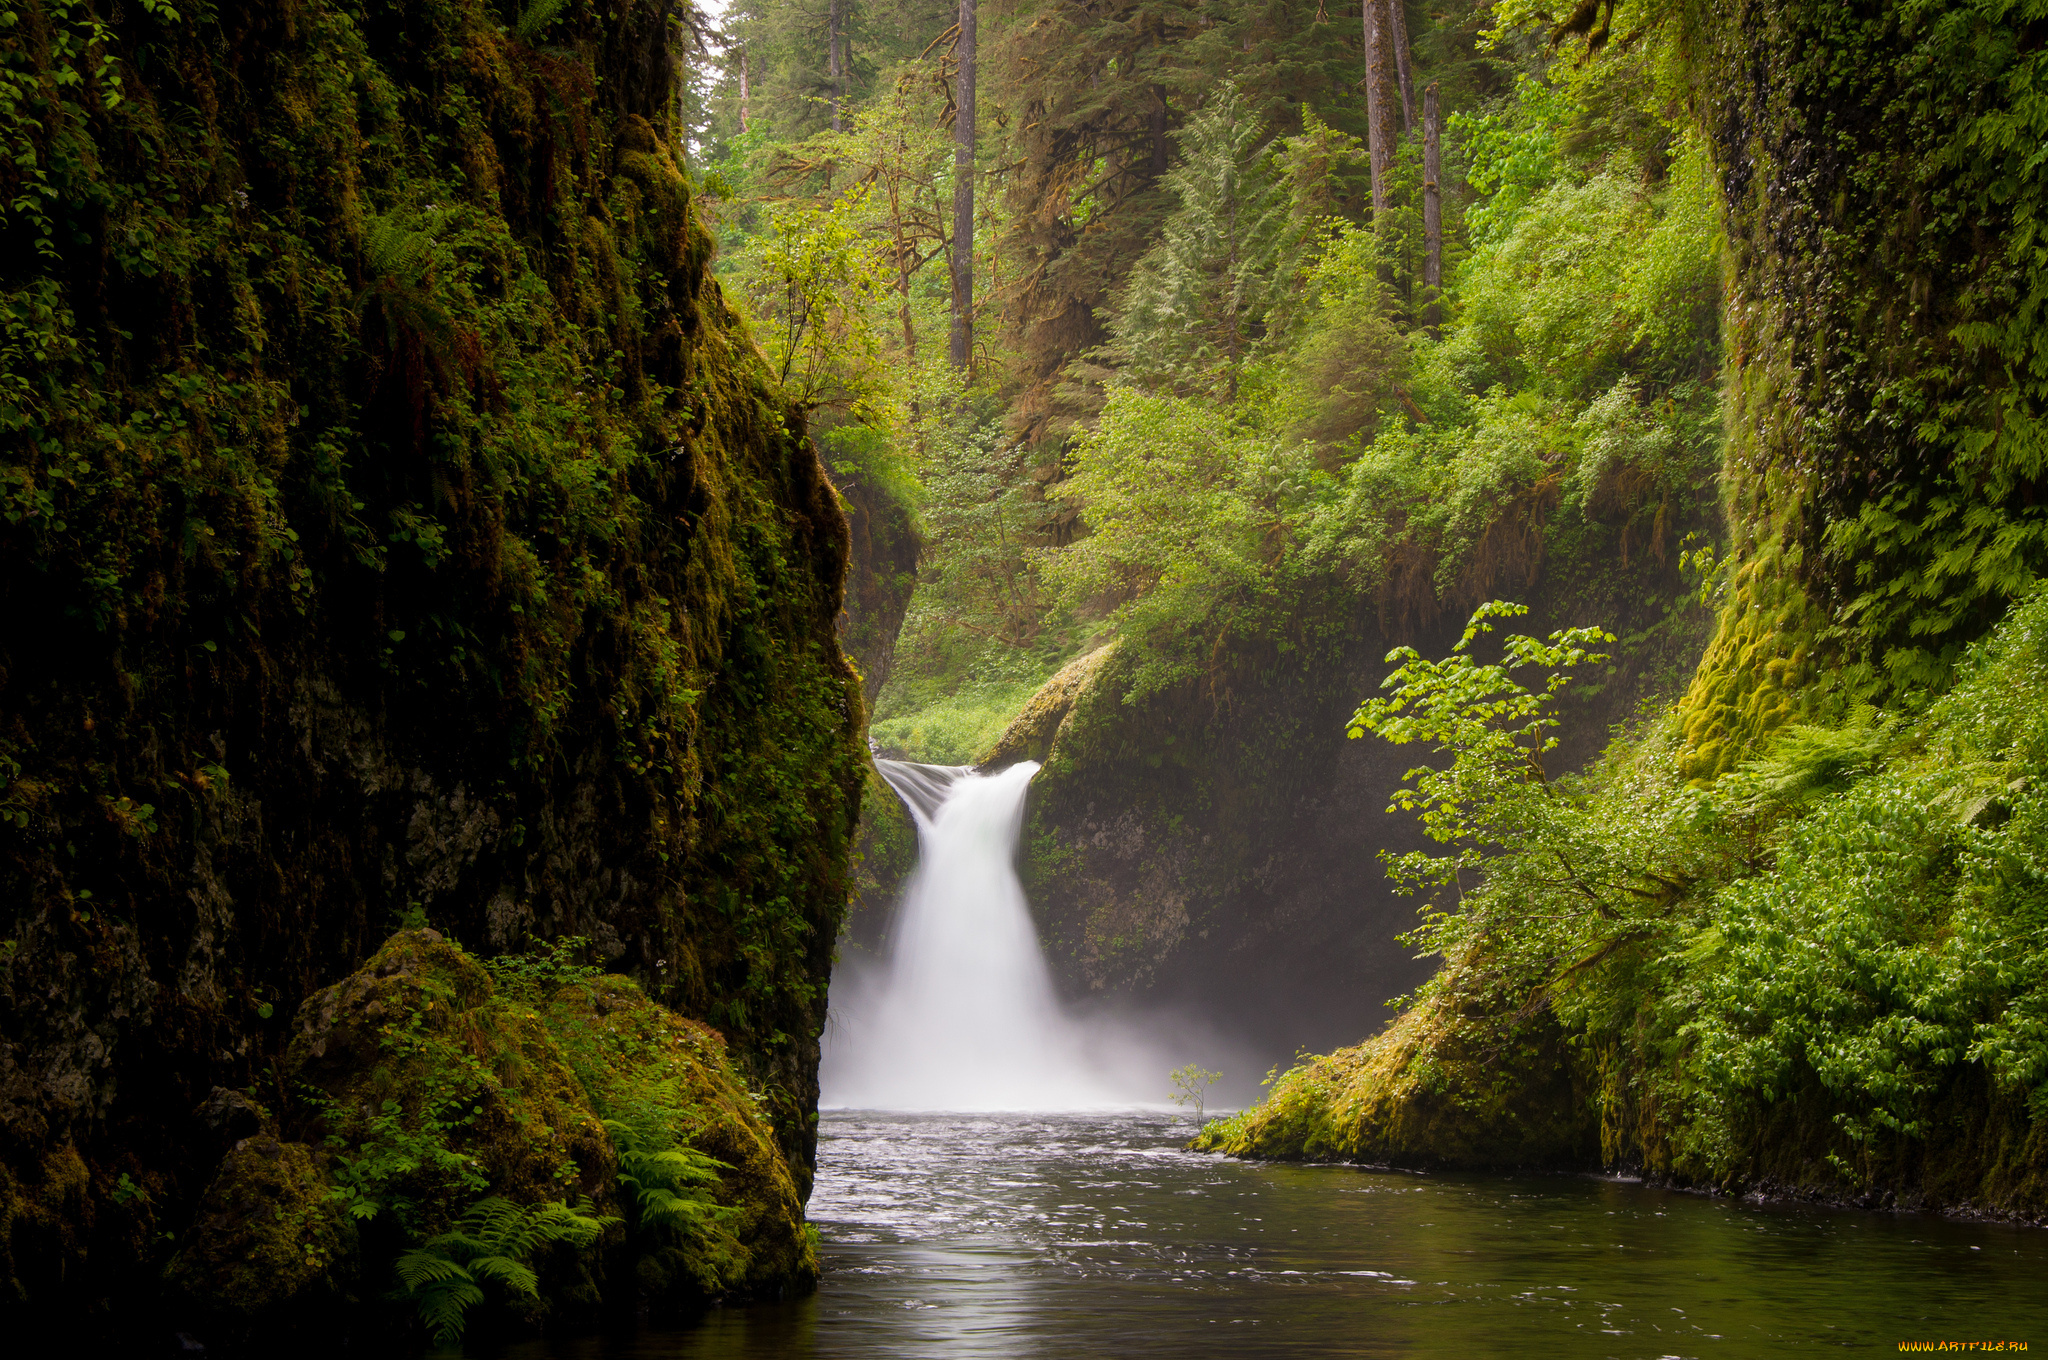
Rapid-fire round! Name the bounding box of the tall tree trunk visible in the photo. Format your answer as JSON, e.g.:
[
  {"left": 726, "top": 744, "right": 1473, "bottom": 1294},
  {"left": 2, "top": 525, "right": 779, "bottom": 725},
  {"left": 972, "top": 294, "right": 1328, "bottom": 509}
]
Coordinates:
[
  {"left": 1361, "top": 0, "right": 1397, "bottom": 227},
  {"left": 827, "top": 0, "right": 844, "bottom": 132},
  {"left": 1226, "top": 163, "right": 1241, "bottom": 403},
  {"left": 739, "top": 47, "right": 751, "bottom": 135},
  {"left": 1149, "top": 84, "right": 1169, "bottom": 178},
  {"left": 949, "top": 0, "right": 977, "bottom": 371},
  {"left": 1389, "top": 0, "right": 1417, "bottom": 132},
  {"left": 1422, "top": 81, "right": 1443, "bottom": 335}
]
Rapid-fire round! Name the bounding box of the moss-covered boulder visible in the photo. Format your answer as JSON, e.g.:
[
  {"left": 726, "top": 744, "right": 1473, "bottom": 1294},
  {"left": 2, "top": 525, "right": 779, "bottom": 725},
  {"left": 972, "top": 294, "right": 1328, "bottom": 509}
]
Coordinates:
[
  {"left": 285, "top": 931, "right": 618, "bottom": 1227},
  {"left": 161, "top": 1138, "right": 358, "bottom": 1337},
  {"left": 1195, "top": 958, "right": 1599, "bottom": 1170},
  {"left": 148, "top": 930, "right": 821, "bottom": 1349},
  {"left": 978, "top": 644, "right": 1117, "bottom": 768},
  {"left": 538, "top": 976, "right": 816, "bottom": 1303}
]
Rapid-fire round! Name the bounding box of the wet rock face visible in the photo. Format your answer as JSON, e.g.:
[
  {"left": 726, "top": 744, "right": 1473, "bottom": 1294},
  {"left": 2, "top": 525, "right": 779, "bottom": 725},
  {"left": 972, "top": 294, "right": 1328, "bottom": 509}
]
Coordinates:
[{"left": 1005, "top": 580, "right": 1710, "bottom": 1066}]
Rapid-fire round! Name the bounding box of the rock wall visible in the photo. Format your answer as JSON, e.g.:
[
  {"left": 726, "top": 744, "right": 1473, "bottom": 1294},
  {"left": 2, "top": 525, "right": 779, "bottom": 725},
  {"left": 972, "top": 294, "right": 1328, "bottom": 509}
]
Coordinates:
[{"left": 0, "top": 0, "right": 864, "bottom": 1340}]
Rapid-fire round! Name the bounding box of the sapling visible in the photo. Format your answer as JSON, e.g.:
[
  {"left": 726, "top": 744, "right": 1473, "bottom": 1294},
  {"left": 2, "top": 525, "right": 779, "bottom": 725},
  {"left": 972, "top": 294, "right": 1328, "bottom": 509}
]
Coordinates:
[{"left": 1169, "top": 1063, "right": 1222, "bottom": 1123}]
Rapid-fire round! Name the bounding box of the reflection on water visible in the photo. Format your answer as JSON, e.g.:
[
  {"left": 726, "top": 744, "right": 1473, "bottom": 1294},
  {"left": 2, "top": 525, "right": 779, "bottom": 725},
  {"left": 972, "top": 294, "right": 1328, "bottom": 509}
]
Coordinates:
[{"left": 507, "top": 1110, "right": 2048, "bottom": 1358}]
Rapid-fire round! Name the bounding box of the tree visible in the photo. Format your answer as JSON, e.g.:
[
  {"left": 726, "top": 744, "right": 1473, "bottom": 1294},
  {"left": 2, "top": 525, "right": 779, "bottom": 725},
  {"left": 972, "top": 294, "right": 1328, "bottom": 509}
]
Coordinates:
[
  {"left": 723, "top": 191, "right": 899, "bottom": 423},
  {"left": 949, "top": 0, "right": 976, "bottom": 369},
  {"left": 1422, "top": 80, "right": 1443, "bottom": 332},
  {"left": 1361, "top": 0, "right": 1398, "bottom": 224},
  {"left": 1169, "top": 1064, "right": 1222, "bottom": 1123},
  {"left": 1108, "top": 85, "right": 1294, "bottom": 401}
]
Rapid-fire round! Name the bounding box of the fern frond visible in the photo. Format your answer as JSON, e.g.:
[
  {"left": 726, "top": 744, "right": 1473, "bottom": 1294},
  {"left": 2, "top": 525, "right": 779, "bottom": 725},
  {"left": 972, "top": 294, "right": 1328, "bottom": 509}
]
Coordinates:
[
  {"left": 465, "top": 1253, "right": 539, "bottom": 1297},
  {"left": 416, "top": 1280, "right": 484, "bottom": 1348},
  {"left": 513, "top": 0, "right": 568, "bottom": 43},
  {"left": 394, "top": 1250, "right": 475, "bottom": 1291}
]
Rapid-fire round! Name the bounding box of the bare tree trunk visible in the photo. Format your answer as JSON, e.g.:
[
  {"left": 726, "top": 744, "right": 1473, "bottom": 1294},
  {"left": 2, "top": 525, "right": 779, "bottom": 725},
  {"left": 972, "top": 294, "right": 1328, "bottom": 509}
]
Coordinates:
[
  {"left": 1361, "top": 0, "right": 1397, "bottom": 227},
  {"left": 949, "top": 0, "right": 977, "bottom": 371},
  {"left": 1389, "top": 0, "right": 1416, "bottom": 131},
  {"left": 739, "top": 47, "right": 751, "bottom": 135},
  {"left": 828, "top": 0, "right": 844, "bottom": 132},
  {"left": 1226, "top": 165, "right": 1241, "bottom": 402},
  {"left": 1148, "top": 84, "right": 1169, "bottom": 178},
  {"left": 1423, "top": 81, "right": 1443, "bottom": 335}
]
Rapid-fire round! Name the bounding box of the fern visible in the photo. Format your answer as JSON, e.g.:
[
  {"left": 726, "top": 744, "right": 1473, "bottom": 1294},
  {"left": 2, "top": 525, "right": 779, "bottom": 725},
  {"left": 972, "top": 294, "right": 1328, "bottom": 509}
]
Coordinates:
[
  {"left": 603, "top": 1113, "right": 739, "bottom": 1239},
  {"left": 362, "top": 209, "right": 448, "bottom": 291},
  {"left": 393, "top": 1195, "right": 619, "bottom": 1348},
  {"left": 356, "top": 208, "right": 467, "bottom": 384},
  {"left": 1723, "top": 707, "right": 1890, "bottom": 811},
  {"left": 513, "top": 0, "right": 568, "bottom": 43}
]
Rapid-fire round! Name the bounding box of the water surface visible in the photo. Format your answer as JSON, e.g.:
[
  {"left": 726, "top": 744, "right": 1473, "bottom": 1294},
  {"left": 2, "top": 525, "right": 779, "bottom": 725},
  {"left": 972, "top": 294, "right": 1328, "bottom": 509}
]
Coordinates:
[{"left": 509, "top": 1110, "right": 2047, "bottom": 1358}]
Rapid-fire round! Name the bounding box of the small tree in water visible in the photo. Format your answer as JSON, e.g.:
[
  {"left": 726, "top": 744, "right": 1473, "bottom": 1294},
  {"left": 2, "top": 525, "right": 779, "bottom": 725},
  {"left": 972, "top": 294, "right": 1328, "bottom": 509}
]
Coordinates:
[{"left": 1169, "top": 1064, "right": 1222, "bottom": 1123}]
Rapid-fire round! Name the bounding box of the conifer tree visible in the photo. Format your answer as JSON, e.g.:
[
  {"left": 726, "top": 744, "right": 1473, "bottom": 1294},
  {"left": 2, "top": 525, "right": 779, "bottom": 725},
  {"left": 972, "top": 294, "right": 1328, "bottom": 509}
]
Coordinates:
[{"left": 1109, "top": 86, "right": 1294, "bottom": 401}]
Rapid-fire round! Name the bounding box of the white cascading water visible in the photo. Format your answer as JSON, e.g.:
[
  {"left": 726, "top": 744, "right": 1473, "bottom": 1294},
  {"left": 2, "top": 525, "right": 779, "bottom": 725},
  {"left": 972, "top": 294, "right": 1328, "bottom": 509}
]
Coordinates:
[{"left": 821, "top": 759, "right": 1151, "bottom": 1110}]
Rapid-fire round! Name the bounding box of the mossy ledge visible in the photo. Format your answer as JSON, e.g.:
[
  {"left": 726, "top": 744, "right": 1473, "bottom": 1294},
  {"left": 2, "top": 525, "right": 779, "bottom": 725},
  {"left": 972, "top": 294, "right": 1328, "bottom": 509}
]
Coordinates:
[
  {"left": 1191, "top": 954, "right": 1598, "bottom": 1172},
  {"left": 0, "top": 0, "right": 863, "bottom": 1345},
  {"left": 1197, "top": 953, "right": 2048, "bottom": 1223}
]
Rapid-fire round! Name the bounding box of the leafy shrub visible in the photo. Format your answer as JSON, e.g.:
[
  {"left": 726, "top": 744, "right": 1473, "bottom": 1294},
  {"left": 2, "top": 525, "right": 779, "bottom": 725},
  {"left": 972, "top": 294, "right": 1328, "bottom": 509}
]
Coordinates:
[{"left": 483, "top": 937, "right": 607, "bottom": 1004}]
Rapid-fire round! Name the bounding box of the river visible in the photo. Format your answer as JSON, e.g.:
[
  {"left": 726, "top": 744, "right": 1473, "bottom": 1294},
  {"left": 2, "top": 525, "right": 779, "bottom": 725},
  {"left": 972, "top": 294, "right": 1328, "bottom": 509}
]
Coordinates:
[{"left": 503, "top": 1107, "right": 2048, "bottom": 1358}]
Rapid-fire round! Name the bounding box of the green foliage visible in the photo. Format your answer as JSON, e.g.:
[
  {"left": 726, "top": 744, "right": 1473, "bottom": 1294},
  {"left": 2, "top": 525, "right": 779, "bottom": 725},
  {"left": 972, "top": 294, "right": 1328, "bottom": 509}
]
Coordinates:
[
  {"left": 1110, "top": 85, "right": 1298, "bottom": 400},
  {"left": 392, "top": 1195, "right": 617, "bottom": 1348},
  {"left": 604, "top": 1107, "right": 739, "bottom": 1240},
  {"left": 483, "top": 937, "right": 607, "bottom": 1004},
  {"left": 1346, "top": 601, "right": 1613, "bottom": 852},
  {"left": 1041, "top": 391, "right": 1324, "bottom": 700},
  {"left": 1029, "top": 40, "right": 1720, "bottom": 706},
  {"left": 723, "top": 189, "right": 899, "bottom": 423},
  {"left": 324, "top": 1094, "right": 492, "bottom": 1230},
  {"left": 1680, "top": 590, "right": 2048, "bottom": 1170}
]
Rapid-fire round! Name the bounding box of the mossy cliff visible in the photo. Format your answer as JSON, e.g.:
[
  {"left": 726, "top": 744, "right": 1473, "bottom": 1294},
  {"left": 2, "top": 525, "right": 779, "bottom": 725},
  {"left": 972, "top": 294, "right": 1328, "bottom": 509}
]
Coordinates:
[
  {"left": 828, "top": 459, "right": 921, "bottom": 712},
  {"left": 0, "top": 0, "right": 863, "bottom": 1341},
  {"left": 1206, "top": 0, "right": 2048, "bottom": 1212},
  {"left": 1674, "top": 0, "right": 2048, "bottom": 775}
]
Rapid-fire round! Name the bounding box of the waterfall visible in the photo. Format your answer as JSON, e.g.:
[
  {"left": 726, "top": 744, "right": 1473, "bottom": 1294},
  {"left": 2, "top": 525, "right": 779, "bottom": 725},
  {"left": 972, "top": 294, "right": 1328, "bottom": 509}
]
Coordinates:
[{"left": 821, "top": 759, "right": 1144, "bottom": 1110}]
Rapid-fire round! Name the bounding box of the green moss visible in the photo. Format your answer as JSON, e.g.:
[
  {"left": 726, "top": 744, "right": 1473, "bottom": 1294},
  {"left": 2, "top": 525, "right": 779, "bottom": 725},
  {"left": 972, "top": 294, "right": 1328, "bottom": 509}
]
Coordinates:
[
  {"left": 1675, "top": 0, "right": 2048, "bottom": 768},
  {"left": 847, "top": 767, "right": 917, "bottom": 943},
  {"left": 161, "top": 1139, "right": 358, "bottom": 1329},
  {"left": 0, "top": 0, "right": 864, "bottom": 1327},
  {"left": 286, "top": 930, "right": 616, "bottom": 1233},
  {"left": 1195, "top": 956, "right": 1598, "bottom": 1170},
  {"left": 537, "top": 975, "right": 816, "bottom": 1303}
]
